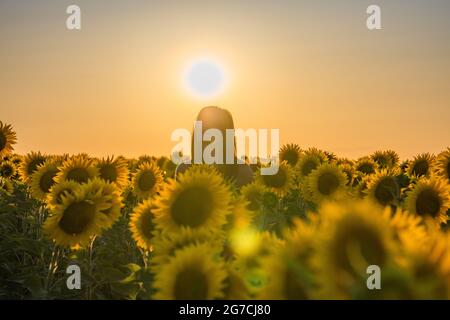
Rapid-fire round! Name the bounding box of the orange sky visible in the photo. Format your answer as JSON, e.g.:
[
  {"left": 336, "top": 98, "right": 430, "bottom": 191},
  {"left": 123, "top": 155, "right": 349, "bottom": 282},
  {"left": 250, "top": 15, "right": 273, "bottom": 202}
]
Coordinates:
[{"left": 1, "top": 0, "right": 449, "bottom": 160}]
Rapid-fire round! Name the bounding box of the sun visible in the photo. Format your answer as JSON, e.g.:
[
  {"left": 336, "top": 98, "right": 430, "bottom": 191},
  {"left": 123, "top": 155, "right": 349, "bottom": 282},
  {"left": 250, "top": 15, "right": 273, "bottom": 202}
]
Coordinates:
[{"left": 183, "top": 58, "right": 228, "bottom": 99}]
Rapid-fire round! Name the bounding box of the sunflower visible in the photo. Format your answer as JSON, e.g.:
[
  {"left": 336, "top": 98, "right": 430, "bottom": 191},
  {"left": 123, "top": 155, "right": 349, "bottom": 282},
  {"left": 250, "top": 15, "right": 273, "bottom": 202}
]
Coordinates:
[
  {"left": 306, "top": 163, "right": 347, "bottom": 204},
  {"left": 153, "top": 243, "right": 227, "bottom": 300},
  {"left": 54, "top": 155, "right": 98, "bottom": 184},
  {"left": 434, "top": 148, "right": 450, "bottom": 184},
  {"left": 364, "top": 169, "right": 400, "bottom": 208},
  {"left": 240, "top": 182, "right": 268, "bottom": 212},
  {"left": 0, "top": 178, "right": 14, "bottom": 195},
  {"left": 0, "top": 121, "right": 17, "bottom": 158},
  {"left": 257, "top": 161, "right": 295, "bottom": 197},
  {"left": 354, "top": 157, "right": 378, "bottom": 175},
  {"left": 296, "top": 148, "right": 327, "bottom": 179},
  {"left": 223, "top": 265, "right": 251, "bottom": 300},
  {"left": 405, "top": 178, "right": 450, "bottom": 226},
  {"left": 82, "top": 178, "right": 123, "bottom": 228},
  {"left": 315, "top": 200, "right": 396, "bottom": 298},
  {"left": 46, "top": 180, "right": 83, "bottom": 209},
  {"left": 153, "top": 166, "right": 231, "bottom": 233},
  {"left": 129, "top": 200, "right": 156, "bottom": 252},
  {"left": 0, "top": 160, "right": 16, "bottom": 179},
  {"left": 132, "top": 161, "right": 163, "bottom": 200},
  {"left": 30, "top": 160, "right": 59, "bottom": 201},
  {"left": 152, "top": 227, "right": 222, "bottom": 267},
  {"left": 19, "top": 151, "right": 47, "bottom": 182},
  {"left": 43, "top": 182, "right": 113, "bottom": 247},
  {"left": 371, "top": 150, "right": 397, "bottom": 169},
  {"left": 224, "top": 197, "right": 255, "bottom": 232},
  {"left": 407, "top": 153, "right": 435, "bottom": 178},
  {"left": 279, "top": 144, "right": 302, "bottom": 167},
  {"left": 96, "top": 156, "right": 129, "bottom": 190}
]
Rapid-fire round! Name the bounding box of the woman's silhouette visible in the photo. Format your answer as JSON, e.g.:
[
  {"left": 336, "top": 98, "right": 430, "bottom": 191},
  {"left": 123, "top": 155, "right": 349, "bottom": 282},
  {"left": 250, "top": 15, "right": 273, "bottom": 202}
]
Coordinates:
[{"left": 175, "top": 106, "right": 254, "bottom": 187}]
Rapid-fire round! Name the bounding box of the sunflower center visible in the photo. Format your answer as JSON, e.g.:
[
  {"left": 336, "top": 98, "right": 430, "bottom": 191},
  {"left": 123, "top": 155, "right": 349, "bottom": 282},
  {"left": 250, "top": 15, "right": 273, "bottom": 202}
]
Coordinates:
[
  {"left": 39, "top": 169, "right": 58, "bottom": 193},
  {"left": 282, "top": 151, "right": 299, "bottom": 166},
  {"left": 138, "top": 170, "right": 156, "bottom": 191},
  {"left": 374, "top": 177, "right": 398, "bottom": 206},
  {"left": 27, "top": 158, "right": 46, "bottom": 175},
  {"left": 358, "top": 163, "right": 375, "bottom": 175},
  {"left": 317, "top": 172, "right": 340, "bottom": 196},
  {"left": 174, "top": 267, "right": 208, "bottom": 300},
  {"left": 99, "top": 164, "right": 118, "bottom": 182},
  {"left": 0, "top": 133, "right": 6, "bottom": 150},
  {"left": 246, "top": 191, "right": 261, "bottom": 211},
  {"left": 415, "top": 189, "right": 441, "bottom": 217},
  {"left": 58, "top": 200, "right": 96, "bottom": 234},
  {"left": 1, "top": 164, "right": 14, "bottom": 177},
  {"left": 412, "top": 160, "right": 429, "bottom": 177},
  {"left": 262, "top": 169, "right": 287, "bottom": 188},
  {"left": 66, "top": 167, "right": 91, "bottom": 183},
  {"left": 140, "top": 209, "right": 155, "bottom": 240},
  {"left": 301, "top": 160, "right": 318, "bottom": 176},
  {"left": 171, "top": 186, "right": 213, "bottom": 228}
]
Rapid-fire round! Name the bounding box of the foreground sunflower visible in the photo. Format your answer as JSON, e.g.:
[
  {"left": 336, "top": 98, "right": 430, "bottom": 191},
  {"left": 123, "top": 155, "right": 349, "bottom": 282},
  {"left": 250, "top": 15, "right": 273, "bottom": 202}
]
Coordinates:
[
  {"left": 19, "top": 151, "right": 47, "bottom": 182},
  {"left": 153, "top": 244, "right": 227, "bottom": 300},
  {"left": 240, "top": 182, "right": 268, "bottom": 211},
  {"left": 315, "top": 200, "right": 396, "bottom": 298},
  {"left": 96, "top": 156, "right": 129, "bottom": 190},
  {"left": 0, "top": 178, "right": 14, "bottom": 195},
  {"left": 43, "top": 181, "right": 114, "bottom": 247},
  {"left": 306, "top": 163, "right": 347, "bottom": 204},
  {"left": 434, "top": 148, "right": 450, "bottom": 184},
  {"left": 0, "top": 160, "right": 16, "bottom": 179},
  {"left": 46, "top": 180, "right": 83, "bottom": 209},
  {"left": 129, "top": 200, "right": 156, "bottom": 251},
  {"left": 364, "top": 169, "right": 400, "bottom": 208},
  {"left": 153, "top": 166, "right": 231, "bottom": 233},
  {"left": 0, "top": 121, "right": 17, "bottom": 158},
  {"left": 54, "top": 155, "right": 98, "bottom": 184},
  {"left": 30, "top": 160, "right": 59, "bottom": 201},
  {"left": 279, "top": 144, "right": 302, "bottom": 167},
  {"left": 132, "top": 161, "right": 163, "bottom": 200},
  {"left": 257, "top": 161, "right": 295, "bottom": 197},
  {"left": 405, "top": 178, "right": 450, "bottom": 226},
  {"left": 407, "top": 153, "right": 435, "bottom": 178}
]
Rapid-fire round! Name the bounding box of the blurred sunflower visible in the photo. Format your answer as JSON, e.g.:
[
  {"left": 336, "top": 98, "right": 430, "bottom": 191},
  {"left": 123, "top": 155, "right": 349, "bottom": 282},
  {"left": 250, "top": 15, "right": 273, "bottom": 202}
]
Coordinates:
[
  {"left": 306, "top": 163, "right": 347, "bottom": 204},
  {"left": 434, "top": 148, "right": 450, "bottom": 184},
  {"left": 224, "top": 197, "right": 255, "bottom": 232},
  {"left": 0, "top": 178, "right": 14, "bottom": 195},
  {"left": 55, "top": 155, "right": 98, "bottom": 184},
  {"left": 223, "top": 265, "right": 251, "bottom": 300},
  {"left": 96, "top": 156, "right": 129, "bottom": 190},
  {"left": 365, "top": 169, "right": 400, "bottom": 208},
  {"left": 153, "top": 244, "right": 227, "bottom": 300},
  {"left": 152, "top": 227, "right": 222, "bottom": 266},
  {"left": 46, "top": 180, "right": 82, "bottom": 209},
  {"left": 407, "top": 153, "right": 435, "bottom": 178},
  {"left": 354, "top": 157, "right": 378, "bottom": 175},
  {"left": 0, "top": 121, "right": 17, "bottom": 158},
  {"left": 129, "top": 200, "right": 156, "bottom": 252},
  {"left": 405, "top": 178, "right": 450, "bottom": 226},
  {"left": 240, "top": 182, "right": 268, "bottom": 211},
  {"left": 132, "top": 161, "right": 163, "bottom": 200},
  {"left": 279, "top": 144, "right": 302, "bottom": 167},
  {"left": 43, "top": 183, "right": 112, "bottom": 247},
  {"left": 30, "top": 160, "right": 59, "bottom": 201},
  {"left": 153, "top": 166, "right": 231, "bottom": 233},
  {"left": 257, "top": 161, "right": 295, "bottom": 197},
  {"left": 19, "top": 151, "right": 47, "bottom": 182},
  {"left": 0, "top": 160, "right": 16, "bottom": 179},
  {"left": 315, "top": 200, "right": 396, "bottom": 298},
  {"left": 296, "top": 148, "right": 327, "bottom": 179}
]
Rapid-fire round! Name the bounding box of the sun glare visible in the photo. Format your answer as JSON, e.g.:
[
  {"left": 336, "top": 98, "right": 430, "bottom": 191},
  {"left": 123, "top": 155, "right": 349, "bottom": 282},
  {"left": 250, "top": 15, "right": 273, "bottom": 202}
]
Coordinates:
[{"left": 183, "top": 58, "right": 228, "bottom": 99}]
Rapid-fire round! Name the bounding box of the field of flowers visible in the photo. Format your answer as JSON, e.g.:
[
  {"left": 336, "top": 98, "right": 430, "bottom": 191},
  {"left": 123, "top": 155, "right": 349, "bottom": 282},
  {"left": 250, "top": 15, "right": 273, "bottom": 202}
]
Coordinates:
[{"left": 1, "top": 120, "right": 450, "bottom": 300}]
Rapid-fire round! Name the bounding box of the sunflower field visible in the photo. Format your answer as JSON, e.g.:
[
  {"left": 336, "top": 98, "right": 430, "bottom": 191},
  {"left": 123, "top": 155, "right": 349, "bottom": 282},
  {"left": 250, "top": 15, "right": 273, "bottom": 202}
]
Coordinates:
[{"left": 1, "top": 120, "right": 450, "bottom": 300}]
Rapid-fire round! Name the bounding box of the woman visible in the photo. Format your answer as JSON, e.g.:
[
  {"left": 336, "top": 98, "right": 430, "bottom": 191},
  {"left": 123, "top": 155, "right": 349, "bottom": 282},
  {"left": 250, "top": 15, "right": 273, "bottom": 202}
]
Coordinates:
[{"left": 175, "top": 106, "right": 254, "bottom": 187}]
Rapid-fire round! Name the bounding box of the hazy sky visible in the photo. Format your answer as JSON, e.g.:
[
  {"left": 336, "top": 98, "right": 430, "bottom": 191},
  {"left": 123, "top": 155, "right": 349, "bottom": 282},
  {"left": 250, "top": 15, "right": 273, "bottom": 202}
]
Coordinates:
[{"left": 1, "top": 0, "right": 449, "bottom": 159}]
